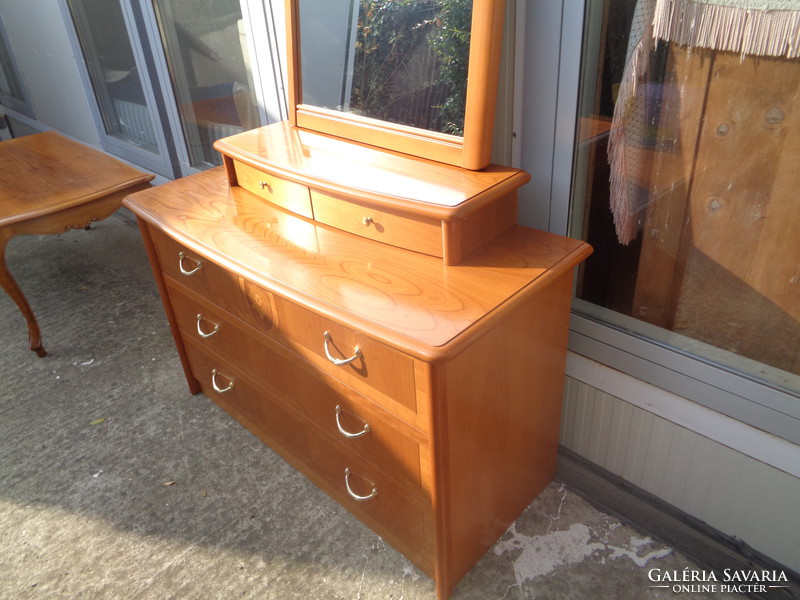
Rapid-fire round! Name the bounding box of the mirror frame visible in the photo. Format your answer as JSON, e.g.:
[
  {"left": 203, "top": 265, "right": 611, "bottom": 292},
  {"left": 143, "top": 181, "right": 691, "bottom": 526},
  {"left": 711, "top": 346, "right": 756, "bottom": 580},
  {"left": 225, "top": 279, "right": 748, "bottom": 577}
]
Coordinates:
[{"left": 285, "top": 0, "right": 506, "bottom": 170}]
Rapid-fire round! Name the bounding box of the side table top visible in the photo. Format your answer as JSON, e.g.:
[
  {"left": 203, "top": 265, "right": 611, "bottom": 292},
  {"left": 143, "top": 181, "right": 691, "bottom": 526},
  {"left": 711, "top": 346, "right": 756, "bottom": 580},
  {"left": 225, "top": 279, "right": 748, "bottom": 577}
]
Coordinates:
[{"left": 0, "top": 131, "right": 154, "bottom": 228}]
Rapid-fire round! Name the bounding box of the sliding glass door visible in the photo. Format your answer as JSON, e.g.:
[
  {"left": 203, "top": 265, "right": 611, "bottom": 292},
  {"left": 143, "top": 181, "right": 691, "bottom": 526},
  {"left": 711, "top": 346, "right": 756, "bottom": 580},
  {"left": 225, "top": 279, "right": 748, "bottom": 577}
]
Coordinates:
[
  {"left": 568, "top": 0, "right": 800, "bottom": 440},
  {"left": 150, "top": 0, "right": 259, "bottom": 168},
  {"left": 67, "top": 0, "right": 176, "bottom": 176}
]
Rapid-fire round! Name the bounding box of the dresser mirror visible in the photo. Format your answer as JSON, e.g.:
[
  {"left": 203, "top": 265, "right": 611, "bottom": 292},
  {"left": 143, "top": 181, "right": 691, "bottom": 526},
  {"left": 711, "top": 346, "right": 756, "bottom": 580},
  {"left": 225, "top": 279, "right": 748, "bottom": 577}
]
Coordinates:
[{"left": 286, "top": 0, "right": 506, "bottom": 170}]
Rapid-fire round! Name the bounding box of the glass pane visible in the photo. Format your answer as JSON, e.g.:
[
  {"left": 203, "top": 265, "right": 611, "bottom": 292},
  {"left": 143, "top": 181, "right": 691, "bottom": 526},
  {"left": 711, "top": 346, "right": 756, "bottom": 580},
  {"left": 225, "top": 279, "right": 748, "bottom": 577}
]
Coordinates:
[
  {"left": 571, "top": 0, "right": 800, "bottom": 394},
  {"left": 0, "top": 29, "right": 25, "bottom": 102},
  {"left": 67, "top": 0, "right": 159, "bottom": 152},
  {"left": 152, "top": 0, "right": 259, "bottom": 168},
  {"left": 299, "top": 0, "right": 472, "bottom": 136}
]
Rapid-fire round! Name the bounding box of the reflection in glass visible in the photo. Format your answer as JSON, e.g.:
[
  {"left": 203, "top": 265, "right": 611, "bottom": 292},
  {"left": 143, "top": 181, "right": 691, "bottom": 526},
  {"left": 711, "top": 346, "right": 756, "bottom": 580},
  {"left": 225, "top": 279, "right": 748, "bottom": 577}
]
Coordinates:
[
  {"left": 0, "top": 28, "right": 26, "bottom": 106},
  {"left": 153, "top": 0, "right": 259, "bottom": 167},
  {"left": 300, "top": 0, "right": 472, "bottom": 136},
  {"left": 67, "top": 0, "right": 158, "bottom": 152},
  {"left": 571, "top": 0, "right": 800, "bottom": 393}
]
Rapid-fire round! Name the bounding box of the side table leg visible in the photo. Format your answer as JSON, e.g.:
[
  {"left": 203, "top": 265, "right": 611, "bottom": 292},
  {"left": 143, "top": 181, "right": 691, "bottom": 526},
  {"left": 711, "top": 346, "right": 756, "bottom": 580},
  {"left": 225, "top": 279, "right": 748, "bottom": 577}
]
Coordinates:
[{"left": 0, "top": 239, "right": 46, "bottom": 357}]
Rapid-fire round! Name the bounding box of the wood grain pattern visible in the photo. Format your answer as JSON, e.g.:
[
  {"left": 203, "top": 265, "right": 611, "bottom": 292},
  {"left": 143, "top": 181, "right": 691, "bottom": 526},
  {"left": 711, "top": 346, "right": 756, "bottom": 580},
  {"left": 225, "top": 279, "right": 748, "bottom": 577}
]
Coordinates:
[
  {"left": 215, "top": 122, "right": 530, "bottom": 219},
  {"left": 0, "top": 132, "right": 153, "bottom": 227},
  {"left": 233, "top": 159, "right": 313, "bottom": 218},
  {"left": 167, "top": 278, "right": 428, "bottom": 495},
  {"left": 433, "top": 274, "right": 574, "bottom": 598},
  {"left": 270, "top": 293, "right": 420, "bottom": 415},
  {"left": 124, "top": 164, "right": 591, "bottom": 600},
  {"left": 124, "top": 167, "right": 589, "bottom": 361},
  {"left": 312, "top": 189, "right": 445, "bottom": 257},
  {"left": 182, "top": 336, "right": 436, "bottom": 574},
  {"left": 442, "top": 191, "right": 518, "bottom": 265},
  {"left": 460, "top": 0, "right": 506, "bottom": 170},
  {"left": 216, "top": 122, "right": 529, "bottom": 264},
  {"left": 150, "top": 229, "right": 272, "bottom": 329},
  {"left": 0, "top": 131, "right": 153, "bottom": 356}
]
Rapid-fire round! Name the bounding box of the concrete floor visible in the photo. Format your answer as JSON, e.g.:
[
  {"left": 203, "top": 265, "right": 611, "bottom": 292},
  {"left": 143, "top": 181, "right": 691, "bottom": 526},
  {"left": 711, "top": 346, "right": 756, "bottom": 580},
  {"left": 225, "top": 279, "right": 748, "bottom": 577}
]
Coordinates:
[{"left": 0, "top": 211, "right": 748, "bottom": 599}]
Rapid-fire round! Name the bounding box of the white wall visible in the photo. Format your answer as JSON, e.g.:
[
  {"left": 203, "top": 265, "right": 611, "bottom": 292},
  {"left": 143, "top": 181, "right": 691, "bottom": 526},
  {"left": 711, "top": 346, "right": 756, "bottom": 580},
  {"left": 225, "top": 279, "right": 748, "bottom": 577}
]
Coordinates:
[
  {"left": 0, "top": 0, "right": 98, "bottom": 144},
  {"left": 560, "top": 360, "right": 800, "bottom": 573}
]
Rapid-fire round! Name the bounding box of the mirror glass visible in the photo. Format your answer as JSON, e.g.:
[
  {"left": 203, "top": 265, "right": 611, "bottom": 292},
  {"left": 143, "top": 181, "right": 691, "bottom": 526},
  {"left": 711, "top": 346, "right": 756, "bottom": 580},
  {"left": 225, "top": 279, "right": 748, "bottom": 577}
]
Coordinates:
[{"left": 299, "top": 0, "right": 472, "bottom": 137}]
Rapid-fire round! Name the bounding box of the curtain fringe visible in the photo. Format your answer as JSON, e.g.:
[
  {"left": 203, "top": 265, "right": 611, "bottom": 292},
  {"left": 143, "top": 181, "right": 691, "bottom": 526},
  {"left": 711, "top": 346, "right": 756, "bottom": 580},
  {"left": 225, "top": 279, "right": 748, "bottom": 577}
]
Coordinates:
[
  {"left": 608, "top": 19, "right": 655, "bottom": 245},
  {"left": 653, "top": 0, "right": 800, "bottom": 58}
]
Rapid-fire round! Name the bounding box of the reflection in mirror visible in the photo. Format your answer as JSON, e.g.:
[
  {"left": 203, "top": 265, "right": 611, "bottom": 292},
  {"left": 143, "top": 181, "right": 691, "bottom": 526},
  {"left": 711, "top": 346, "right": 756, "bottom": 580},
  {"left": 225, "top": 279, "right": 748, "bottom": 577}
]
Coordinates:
[{"left": 299, "top": 0, "right": 472, "bottom": 136}]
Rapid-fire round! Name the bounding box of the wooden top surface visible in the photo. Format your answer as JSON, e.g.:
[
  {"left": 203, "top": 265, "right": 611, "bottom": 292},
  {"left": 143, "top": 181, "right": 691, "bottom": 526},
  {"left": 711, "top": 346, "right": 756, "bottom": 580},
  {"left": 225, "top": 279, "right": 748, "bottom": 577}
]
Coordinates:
[
  {"left": 124, "top": 167, "right": 591, "bottom": 361},
  {"left": 0, "top": 131, "right": 154, "bottom": 227},
  {"left": 214, "top": 121, "right": 531, "bottom": 220}
]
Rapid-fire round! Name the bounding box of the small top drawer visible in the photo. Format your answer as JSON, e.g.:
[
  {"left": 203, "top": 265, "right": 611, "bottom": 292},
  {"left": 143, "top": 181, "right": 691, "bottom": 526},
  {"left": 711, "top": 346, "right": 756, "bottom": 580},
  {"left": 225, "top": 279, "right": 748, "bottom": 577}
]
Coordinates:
[
  {"left": 150, "top": 229, "right": 274, "bottom": 333},
  {"left": 311, "top": 190, "right": 443, "bottom": 257},
  {"left": 233, "top": 160, "right": 313, "bottom": 218}
]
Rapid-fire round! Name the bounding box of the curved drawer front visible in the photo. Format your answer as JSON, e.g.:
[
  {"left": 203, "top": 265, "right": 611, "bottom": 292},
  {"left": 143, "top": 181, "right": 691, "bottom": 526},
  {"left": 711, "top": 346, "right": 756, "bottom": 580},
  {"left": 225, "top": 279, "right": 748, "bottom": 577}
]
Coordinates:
[
  {"left": 183, "top": 339, "right": 434, "bottom": 569},
  {"left": 233, "top": 160, "right": 313, "bottom": 218},
  {"left": 271, "top": 294, "right": 418, "bottom": 415},
  {"left": 151, "top": 229, "right": 274, "bottom": 333},
  {"left": 311, "top": 190, "right": 443, "bottom": 257},
  {"left": 169, "top": 280, "right": 426, "bottom": 493},
  {"left": 151, "top": 228, "right": 416, "bottom": 415}
]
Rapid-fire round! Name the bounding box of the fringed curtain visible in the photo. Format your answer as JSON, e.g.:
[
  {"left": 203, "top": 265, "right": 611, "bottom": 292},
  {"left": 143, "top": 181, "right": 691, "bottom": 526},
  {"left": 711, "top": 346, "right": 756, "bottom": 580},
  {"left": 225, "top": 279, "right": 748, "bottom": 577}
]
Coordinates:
[{"left": 608, "top": 0, "right": 800, "bottom": 245}]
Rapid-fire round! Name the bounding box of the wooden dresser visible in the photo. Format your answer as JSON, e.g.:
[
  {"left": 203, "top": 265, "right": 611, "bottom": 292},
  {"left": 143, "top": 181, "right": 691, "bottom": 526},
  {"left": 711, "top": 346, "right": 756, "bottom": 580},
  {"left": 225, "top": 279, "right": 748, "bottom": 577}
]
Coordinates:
[{"left": 123, "top": 122, "right": 591, "bottom": 599}]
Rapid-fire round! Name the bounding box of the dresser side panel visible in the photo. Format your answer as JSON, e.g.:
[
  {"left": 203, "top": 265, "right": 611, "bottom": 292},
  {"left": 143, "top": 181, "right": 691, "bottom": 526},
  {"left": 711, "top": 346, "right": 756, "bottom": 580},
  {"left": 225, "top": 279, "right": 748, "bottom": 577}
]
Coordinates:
[
  {"left": 135, "top": 217, "right": 200, "bottom": 394},
  {"left": 435, "top": 272, "right": 574, "bottom": 592}
]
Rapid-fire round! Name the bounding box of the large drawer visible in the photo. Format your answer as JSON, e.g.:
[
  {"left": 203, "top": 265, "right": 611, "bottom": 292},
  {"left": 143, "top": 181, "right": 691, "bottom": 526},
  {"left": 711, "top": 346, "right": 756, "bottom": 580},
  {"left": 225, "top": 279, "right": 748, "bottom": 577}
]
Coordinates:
[
  {"left": 168, "top": 279, "right": 427, "bottom": 493},
  {"left": 151, "top": 229, "right": 274, "bottom": 333},
  {"left": 271, "top": 294, "right": 419, "bottom": 415},
  {"left": 183, "top": 338, "right": 435, "bottom": 571}
]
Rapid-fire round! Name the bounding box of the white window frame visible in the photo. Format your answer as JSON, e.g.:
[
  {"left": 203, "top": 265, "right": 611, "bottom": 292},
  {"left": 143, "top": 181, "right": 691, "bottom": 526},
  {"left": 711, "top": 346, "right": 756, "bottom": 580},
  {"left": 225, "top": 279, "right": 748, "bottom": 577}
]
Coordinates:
[{"left": 521, "top": 0, "right": 800, "bottom": 445}]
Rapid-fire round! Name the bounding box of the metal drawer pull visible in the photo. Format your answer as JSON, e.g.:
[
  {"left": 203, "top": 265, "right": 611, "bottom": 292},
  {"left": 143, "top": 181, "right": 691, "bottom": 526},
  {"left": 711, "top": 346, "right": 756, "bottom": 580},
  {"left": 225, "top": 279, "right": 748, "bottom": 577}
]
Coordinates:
[
  {"left": 323, "top": 331, "right": 361, "bottom": 366},
  {"left": 178, "top": 252, "right": 203, "bottom": 276},
  {"left": 335, "top": 405, "right": 370, "bottom": 439},
  {"left": 211, "top": 369, "right": 234, "bottom": 393},
  {"left": 259, "top": 181, "right": 272, "bottom": 192},
  {"left": 344, "top": 468, "right": 377, "bottom": 502},
  {"left": 196, "top": 314, "right": 220, "bottom": 338}
]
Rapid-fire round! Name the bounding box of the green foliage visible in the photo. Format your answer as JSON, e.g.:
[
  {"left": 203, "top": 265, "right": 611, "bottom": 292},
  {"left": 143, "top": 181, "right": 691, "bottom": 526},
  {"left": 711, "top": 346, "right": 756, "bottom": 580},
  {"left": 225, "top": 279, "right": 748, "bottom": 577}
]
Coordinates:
[{"left": 351, "top": 0, "right": 472, "bottom": 136}]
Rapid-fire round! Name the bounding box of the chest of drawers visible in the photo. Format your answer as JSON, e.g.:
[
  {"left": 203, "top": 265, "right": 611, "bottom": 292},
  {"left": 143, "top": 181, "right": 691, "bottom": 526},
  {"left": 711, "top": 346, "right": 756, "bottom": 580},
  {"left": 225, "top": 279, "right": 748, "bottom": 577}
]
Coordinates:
[{"left": 124, "top": 150, "right": 590, "bottom": 599}]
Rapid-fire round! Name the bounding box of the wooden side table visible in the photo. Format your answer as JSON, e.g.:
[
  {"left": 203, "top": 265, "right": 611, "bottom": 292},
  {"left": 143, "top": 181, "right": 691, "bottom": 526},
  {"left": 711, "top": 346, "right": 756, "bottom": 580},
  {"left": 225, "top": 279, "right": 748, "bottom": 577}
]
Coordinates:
[{"left": 0, "top": 131, "right": 154, "bottom": 356}]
